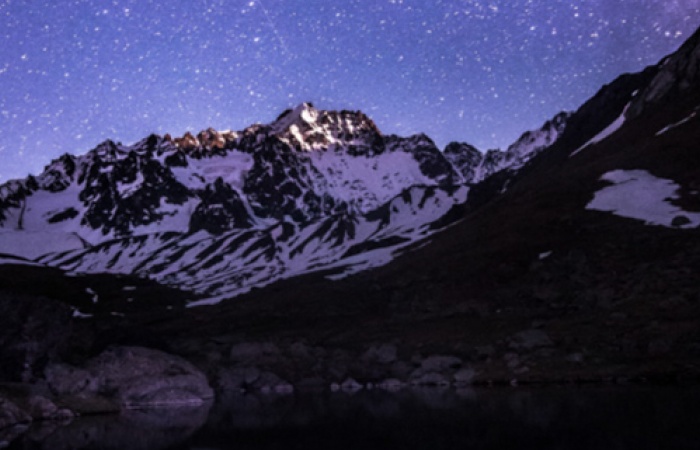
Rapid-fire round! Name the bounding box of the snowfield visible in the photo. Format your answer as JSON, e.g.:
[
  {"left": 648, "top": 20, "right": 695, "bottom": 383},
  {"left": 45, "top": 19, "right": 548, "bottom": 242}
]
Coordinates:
[
  {"left": 655, "top": 111, "right": 698, "bottom": 136},
  {"left": 587, "top": 170, "right": 700, "bottom": 228},
  {"left": 0, "top": 230, "right": 87, "bottom": 260}
]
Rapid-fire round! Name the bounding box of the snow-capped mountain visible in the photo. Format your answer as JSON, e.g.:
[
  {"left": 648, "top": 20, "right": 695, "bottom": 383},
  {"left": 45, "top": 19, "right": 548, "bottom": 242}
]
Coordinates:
[
  {"left": 444, "top": 111, "right": 571, "bottom": 184},
  {"left": 0, "top": 102, "right": 566, "bottom": 303},
  {"left": 2, "top": 24, "right": 700, "bottom": 397}
]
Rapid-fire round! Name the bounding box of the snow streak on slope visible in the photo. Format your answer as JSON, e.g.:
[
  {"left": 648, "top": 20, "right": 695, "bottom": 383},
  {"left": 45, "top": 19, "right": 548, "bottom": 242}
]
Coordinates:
[
  {"left": 655, "top": 110, "right": 698, "bottom": 136},
  {"left": 571, "top": 103, "right": 630, "bottom": 157},
  {"left": 587, "top": 170, "right": 700, "bottom": 228},
  {"left": 0, "top": 254, "right": 42, "bottom": 267}
]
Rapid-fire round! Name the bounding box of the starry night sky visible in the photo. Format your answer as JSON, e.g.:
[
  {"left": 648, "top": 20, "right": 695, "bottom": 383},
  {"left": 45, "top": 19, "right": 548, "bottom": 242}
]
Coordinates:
[{"left": 0, "top": 1, "right": 698, "bottom": 182}]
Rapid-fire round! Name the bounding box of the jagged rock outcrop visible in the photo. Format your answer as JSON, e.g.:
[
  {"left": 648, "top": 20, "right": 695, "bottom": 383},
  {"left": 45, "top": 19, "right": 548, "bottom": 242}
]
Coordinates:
[
  {"left": 386, "top": 133, "right": 458, "bottom": 185},
  {"left": 79, "top": 143, "right": 192, "bottom": 236},
  {"left": 242, "top": 137, "right": 341, "bottom": 222},
  {"left": 190, "top": 177, "right": 254, "bottom": 234},
  {"left": 444, "top": 142, "right": 482, "bottom": 183},
  {"left": 445, "top": 111, "right": 571, "bottom": 184},
  {"left": 628, "top": 26, "right": 700, "bottom": 118}
]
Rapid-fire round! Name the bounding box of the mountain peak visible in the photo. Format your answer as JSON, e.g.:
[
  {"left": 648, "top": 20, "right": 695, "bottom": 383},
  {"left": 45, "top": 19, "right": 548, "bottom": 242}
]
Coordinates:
[
  {"left": 444, "top": 110, "right": 571, "bottom": 184},
  {"left": 268, "top": 103, "right": 383, "bottom": 152},
  {"left": 163, "top": 128, "right": 238, "bottom": 152},
  {"left": 271, "top": 102, "right": 319, "bottom": 133}
]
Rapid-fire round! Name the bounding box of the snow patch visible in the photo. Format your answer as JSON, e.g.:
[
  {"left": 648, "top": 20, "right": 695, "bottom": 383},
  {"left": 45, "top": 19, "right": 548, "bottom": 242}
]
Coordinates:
[
  {"left": 538, "top": 251, "right": 552, "bottom": 260},
  {"left": 86, "top": 287, "right": 99, "bottom": 303},
  {"left": 587, "top": 170, "right": 700, "bottom": 228},
  {"left": 170, "top": 151, "right": 253, "bottom": 190},
  {"left": 655, "top": 112, "right": 697, "bottom": 136},
  {"left": 0, "top": 255, "right": 42, "bottom": 266},
  {"left": 309, "top": 150, "right": 433, "bottom": 213},
  {"left": 72, "top": 309, "right": 93, "bottom": 319},
  {"left": 0, "top": 231, "right": 87, "bottom": 260}
]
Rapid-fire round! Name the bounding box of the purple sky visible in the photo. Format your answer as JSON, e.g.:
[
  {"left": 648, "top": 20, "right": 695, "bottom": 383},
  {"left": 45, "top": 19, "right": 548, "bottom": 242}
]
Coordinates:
[{"left": 0, "top": 0, "right": 698, "bottom": 181}]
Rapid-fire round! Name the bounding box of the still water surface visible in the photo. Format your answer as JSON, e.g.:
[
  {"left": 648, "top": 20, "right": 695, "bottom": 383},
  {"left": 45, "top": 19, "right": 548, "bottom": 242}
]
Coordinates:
[{"left": 8, "top": 386, "right": 700, "bottom": 449}]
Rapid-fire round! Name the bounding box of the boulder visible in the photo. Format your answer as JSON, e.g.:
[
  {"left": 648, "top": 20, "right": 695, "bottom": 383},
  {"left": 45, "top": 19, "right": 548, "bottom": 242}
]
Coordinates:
[
  {"left": 509, "top": 329, "right": 554, "bottom": 350},
  {"left": 420, "top": 355, "right": 462, "bottom": 372},
  {"left": 340, "top": 378, "right": 363, "bottom": 392},
  {"left": 408, "top": 355, "right": 463, "bottom": 383},
  {"left": 25, "top": 395, "right": 73, "bottom": 421},
  {"left": 45, "top": 363, "right": 97, "bottom": 396},
  {"left": 566, "top": 352, "right": 584, "bottom": 363},
  {"left": 672, "top": 215, "right": 691, "bottom": 227},
  {"left": 47, "top": 346, "right": 213, "bottom": 408},
  {"left": 229, "top": 342, "right": 280, "bottom": 364},
  {"left": 255, "top": 372, "right": 293, "bottom": 394},
  {"left": 0, "top": 396, "right": 31, "bottom": 430},
  {"left": 414, "top": 355, "right": 457, "bottom": 372},
  {"left": 376, "top": 378, "right": 405, "bottom": 391},
  {"left": 453, "top": 368, "right": 477, "bottom": 385},
  {"left": 326, "top": 349, "right": 351, "bottom": 380},
  {"left": 503, "top": 352, "right": 521, "bottom": 369},
  {"left": 288, "top": 342, "right": 314, "bottom": 361},
  {"left": 410, "top": 372, "right": 450, "bottom": 387},
  {"left": 217, "top": 366, "right": 261, "bottom": 392},
  {"left": 361, "top": 344, "right": 398, "bottom": 364}
]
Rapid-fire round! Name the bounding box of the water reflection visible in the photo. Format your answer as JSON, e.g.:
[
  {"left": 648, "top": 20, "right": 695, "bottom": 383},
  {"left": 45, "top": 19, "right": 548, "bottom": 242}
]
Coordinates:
[
  {"left": 8, "top": 386, "right": 700, "bottom": 449},
  {"left": 10, "top": 402, "right": 210, "bottom": 450}
]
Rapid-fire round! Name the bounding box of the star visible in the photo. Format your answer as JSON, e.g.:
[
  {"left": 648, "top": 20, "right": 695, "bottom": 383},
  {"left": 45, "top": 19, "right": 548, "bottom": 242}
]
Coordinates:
[{"left": 0, "top": 0, "right": 698, "bottom": 181}]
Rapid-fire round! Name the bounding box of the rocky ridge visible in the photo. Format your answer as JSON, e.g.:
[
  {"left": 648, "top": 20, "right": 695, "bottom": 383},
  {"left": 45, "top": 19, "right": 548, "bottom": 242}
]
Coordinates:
[{"left": 0, "top": 102, "right": 567, "bottom": 304}]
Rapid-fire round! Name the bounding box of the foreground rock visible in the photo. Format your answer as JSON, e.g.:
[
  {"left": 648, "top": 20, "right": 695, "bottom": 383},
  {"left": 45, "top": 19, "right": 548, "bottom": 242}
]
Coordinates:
[
  {"left": 0, "top": 396, "right": 31, "bottom": 430},
  {"left": 210, "top": 339, "right": 483, "bottom": 393},
  {"left": 46, "top": 346, "right": 214, "bottom": 409}
]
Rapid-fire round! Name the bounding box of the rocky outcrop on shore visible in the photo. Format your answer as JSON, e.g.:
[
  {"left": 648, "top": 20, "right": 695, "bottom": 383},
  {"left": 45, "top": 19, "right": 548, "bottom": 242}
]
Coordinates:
[
  {"left": 0, "top": 345, "right": 214, "bottom": 448},
  {"left": 200, "top": 336, "right": 561, "bottom": 395},
  {"left": 45, "top": 346, "right": 214, "bottom": 409}
]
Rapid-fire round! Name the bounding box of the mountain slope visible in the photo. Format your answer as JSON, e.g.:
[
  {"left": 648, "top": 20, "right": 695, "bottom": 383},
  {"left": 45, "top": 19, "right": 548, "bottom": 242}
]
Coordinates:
[
  {"left": 118, "top": 25, "right": 700, "bottom": 384},
  {"left": 444, "top": 111, "right": 571, "bottom": 184},
  {"left": 1, "top": 26, "right": 700, "bottom": 388}
]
